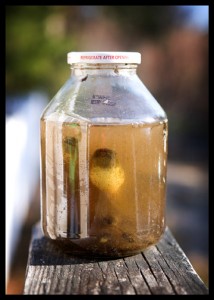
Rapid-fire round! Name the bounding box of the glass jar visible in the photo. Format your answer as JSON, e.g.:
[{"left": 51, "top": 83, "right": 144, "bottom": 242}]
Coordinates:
[{"left": 40, "top": 51, "right": 168, "bottom": 257}]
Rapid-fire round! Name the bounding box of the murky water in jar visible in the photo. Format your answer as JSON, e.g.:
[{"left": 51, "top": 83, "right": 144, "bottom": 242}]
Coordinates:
[{"left": 40, "top": 117, "right": 168, "bottom": 257}]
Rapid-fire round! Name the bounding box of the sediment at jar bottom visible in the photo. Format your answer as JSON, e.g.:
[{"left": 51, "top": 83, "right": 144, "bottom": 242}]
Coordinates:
[{"left": 48, "top": 227, "right": 165, "bottom": 258}]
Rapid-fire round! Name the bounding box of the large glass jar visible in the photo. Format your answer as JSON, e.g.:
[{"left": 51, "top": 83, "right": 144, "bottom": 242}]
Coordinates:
[{"left": 40, "top": 52, "right": 168, "bottom": 257}]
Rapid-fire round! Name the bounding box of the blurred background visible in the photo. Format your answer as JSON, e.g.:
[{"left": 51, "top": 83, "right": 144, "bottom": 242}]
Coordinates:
[{"left": 6, "top": 5, "right": 208, "bottom": 294}]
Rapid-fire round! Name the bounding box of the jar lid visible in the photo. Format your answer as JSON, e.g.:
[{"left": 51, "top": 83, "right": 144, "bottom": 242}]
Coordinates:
[{"left": 67, "top": 52, "right": 141, "bottom": 64}]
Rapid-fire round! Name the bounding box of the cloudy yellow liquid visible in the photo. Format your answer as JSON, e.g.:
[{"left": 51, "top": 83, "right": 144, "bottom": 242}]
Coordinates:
[{"left": 40, "top": 118, "right": 168, "bottom": 257}]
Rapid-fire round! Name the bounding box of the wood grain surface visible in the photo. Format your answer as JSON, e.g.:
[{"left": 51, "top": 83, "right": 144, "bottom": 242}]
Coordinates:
[{"left": 23, "top": 222, "right": 208, "bottom": 295}]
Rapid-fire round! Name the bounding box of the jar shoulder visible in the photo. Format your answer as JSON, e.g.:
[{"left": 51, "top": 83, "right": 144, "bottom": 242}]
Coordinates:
[{"left": 41, "top": 74, "right": 167, "bottom": 124}]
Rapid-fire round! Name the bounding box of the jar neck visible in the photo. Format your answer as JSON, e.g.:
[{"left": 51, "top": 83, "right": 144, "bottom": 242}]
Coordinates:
[{"left": 69, "top": 63, "right": 138, "bottom": 77}]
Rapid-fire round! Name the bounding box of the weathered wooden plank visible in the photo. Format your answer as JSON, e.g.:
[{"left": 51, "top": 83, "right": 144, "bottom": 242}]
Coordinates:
[
  {"left": 123, "top": 256, "right": 151, "bottom": 294},
  {"left": 112, "top": 259, "right": 136, "bottom": 294},
  {"left": 98, "top": 261, "right": 122, "bottom": 294},
  {"left": 23, "top": 223, "right": 208, "bottom": 295},
  {"left": 155, "top": 229, "right": 208, "bottom": 295},
  {"left": 142, "top": 249, "right": 176, "bottom": 294}
]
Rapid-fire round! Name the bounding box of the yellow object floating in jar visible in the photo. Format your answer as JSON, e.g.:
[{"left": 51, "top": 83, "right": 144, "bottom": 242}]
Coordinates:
[{"left": 90, "top": 148, "right": 125, "bottom": 193}]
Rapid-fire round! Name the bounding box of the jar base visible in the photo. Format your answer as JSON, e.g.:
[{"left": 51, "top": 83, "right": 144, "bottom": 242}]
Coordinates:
[{"left": 49, "top": 232, "right": 164, "bottom": 259}]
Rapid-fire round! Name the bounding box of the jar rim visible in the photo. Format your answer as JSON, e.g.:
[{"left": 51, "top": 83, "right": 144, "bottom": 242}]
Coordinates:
[{"left": 67, "top": 52, "right": 141, "bottom": 65}]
